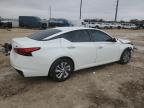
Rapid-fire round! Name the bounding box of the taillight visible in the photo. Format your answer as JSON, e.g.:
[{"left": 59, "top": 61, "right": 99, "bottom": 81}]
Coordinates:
[{"left": 14, "top": 47, "right": 40, "bottom": 56}]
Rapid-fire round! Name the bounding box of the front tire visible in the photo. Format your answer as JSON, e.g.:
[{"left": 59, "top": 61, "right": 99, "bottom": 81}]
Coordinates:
[
  {"left": 119, "top": 50, "right": 131, "bottom": 64},
  {"left": 49, "top": 58, "right": 74, "bottom": 82}
]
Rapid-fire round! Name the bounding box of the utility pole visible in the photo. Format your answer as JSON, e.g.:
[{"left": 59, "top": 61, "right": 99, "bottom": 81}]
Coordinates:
[
  {"left": 49, "top": 6, "right": 51, "bottom": 20},
  {"left": 80, "top": 0, "right": 83, "bottom": 19},
  {"left": 115, "top": 0, "right": 119, "bottom": 22}
]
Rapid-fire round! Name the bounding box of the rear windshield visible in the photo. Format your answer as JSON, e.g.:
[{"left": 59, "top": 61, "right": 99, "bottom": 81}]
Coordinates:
[{"left": 28, "top": 29, "right": 61, "bottom": 41}]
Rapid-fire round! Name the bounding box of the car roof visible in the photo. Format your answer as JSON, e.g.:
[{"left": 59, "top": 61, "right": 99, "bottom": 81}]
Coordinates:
[
  {"left": 43, "top": 27, "right": 111, "bottom": 40},
  {"left": 42, "top": 27, "right": 94, "bottom": 40},
  {"left": 53, "top": 27, "right": 95, "bottom": 32}
]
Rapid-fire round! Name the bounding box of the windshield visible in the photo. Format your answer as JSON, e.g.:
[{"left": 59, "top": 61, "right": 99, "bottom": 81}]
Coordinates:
[{"left": 28, "top": 29, "right": 61, "bottom": 41}]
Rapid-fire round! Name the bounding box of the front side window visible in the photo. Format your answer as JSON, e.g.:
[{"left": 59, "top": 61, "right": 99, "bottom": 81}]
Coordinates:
[
  {"left": 63, "top": 30, "right": 91, "bottom": 42},
  {"left": 89, "top": 30, "right": 112, "bottom": 42}
]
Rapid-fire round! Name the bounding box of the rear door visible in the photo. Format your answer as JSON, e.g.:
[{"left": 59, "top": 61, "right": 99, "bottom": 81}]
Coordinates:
[
  {"left": 61, "top": 30, "right": 96, "bottom": 69},
  {"left": 88, "top": 30, "right": 120, "bottom": 65}
]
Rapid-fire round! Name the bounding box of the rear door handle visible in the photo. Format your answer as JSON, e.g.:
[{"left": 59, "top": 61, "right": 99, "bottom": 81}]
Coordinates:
[{"left": 67, "top": 46, "right": 76, "bottom": 49}]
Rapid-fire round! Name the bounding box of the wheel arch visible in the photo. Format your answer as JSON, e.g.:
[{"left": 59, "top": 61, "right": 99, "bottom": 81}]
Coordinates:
[
  {"left": 48, "top": 56, "right": 75, "bottom": 76},
  {"left": 55, "top": 56, "right": 75, "bottom": 69},
  {"left": 119, "top": 47, "right": 132, "bottom": 64},
  {"left": 120, "top": 47, "right": 132, "bottom": 59},
  {"left": 123, "top": 47, "right": 133, "bottom": 52}
]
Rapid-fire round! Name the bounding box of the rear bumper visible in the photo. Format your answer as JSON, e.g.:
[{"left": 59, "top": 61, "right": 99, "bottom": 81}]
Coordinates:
[
  {"left": 10, "top": 62, "right": 39, "bottom": 77},
  {"left": 10, "top": 50, "right": 51, "bottom": 77}
]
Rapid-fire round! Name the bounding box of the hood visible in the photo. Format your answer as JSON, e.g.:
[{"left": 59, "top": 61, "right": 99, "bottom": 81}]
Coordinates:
[{"left": 118, "top": 38, "right": 132, "bottom": 44}]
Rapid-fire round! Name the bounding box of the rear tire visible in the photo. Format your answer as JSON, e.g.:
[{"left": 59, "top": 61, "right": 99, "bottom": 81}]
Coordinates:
[
  {"left": 119, "top": 50, "right": 131, "bottom": 64},
  {"left": 49, "top": 58, "right": 74, "bottom": 82}
]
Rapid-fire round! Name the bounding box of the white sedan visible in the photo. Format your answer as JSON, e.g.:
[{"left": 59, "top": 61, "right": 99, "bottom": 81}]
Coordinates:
[{"left": 10, "top": 27, "right": 133, "bottom": 81}]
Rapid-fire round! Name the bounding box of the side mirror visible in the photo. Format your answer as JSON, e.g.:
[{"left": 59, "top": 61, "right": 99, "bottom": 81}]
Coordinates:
[{"left": 111, "top": 38, "right": 117, "bottom": 42}]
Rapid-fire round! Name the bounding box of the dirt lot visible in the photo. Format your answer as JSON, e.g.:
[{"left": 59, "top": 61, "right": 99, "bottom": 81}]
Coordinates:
[{"left": 0, "top": 28, "right": 144, "bottom": 108}]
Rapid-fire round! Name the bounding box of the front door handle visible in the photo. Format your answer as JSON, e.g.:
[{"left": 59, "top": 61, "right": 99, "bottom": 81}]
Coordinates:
[
  {"left": 67, "top": 46, "right": 76, "bottom": 49},
  {"left": 98, "top": 46, "right": 103, "bottom": 49}
]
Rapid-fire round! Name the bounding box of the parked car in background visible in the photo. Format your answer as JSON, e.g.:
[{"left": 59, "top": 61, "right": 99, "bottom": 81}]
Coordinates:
[
  {"left": 84, "top": 22, "right": 96, "bottom": 28},
  {"left": 85, "top": 22, "right": 110, "bottom": 29},
  {"left": 10, "top": 27, "right": 134, "bottom": 81},
  {"left": 135, "top": 24, "right": 144, "bottom": 29},
  {"left": 109, "top": 23, "right": 122, "bottom": 29},
  {"left": 0, "top": 20, "right": 12, "bottom": 29},
  {"left": 19, "top": 16, "right": 47, "bottom": 29},
  {"left": 95, "top": 23, "right": 110, "bottom": 29},
  {"left": 122, "top": 23, "right": 137, "bottom": 29},
  {"left": 85, "top": 22, "right": 122, "bottom": 29},
  {"left": 48, "top": 18, "right": 73, "bottom": 28}
]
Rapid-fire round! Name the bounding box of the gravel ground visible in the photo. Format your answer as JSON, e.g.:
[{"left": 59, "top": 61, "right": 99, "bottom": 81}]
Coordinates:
[{"left": 0, "top": 28, "right": 144, "bottom": 108}]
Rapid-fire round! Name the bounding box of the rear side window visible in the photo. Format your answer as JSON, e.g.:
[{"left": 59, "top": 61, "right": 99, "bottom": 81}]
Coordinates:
[
  {"left": 28, "top": 29, "right": 61, "bottom": 41},
  {"left": 63, "top": 30, "right": 91, "bottom": 42},
  {"left": 89, "top": 30, "right": 112, "bottom": 42}
]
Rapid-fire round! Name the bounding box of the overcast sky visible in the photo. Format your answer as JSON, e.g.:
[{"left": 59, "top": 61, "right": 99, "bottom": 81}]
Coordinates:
[{"left": 0, "top": 0, "right": 144, "bottom": 21}]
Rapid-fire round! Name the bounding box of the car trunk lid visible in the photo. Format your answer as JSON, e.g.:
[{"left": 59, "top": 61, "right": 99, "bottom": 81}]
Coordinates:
[{"left": 12, "top": 37, "right": 40, "bottom": 48}]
